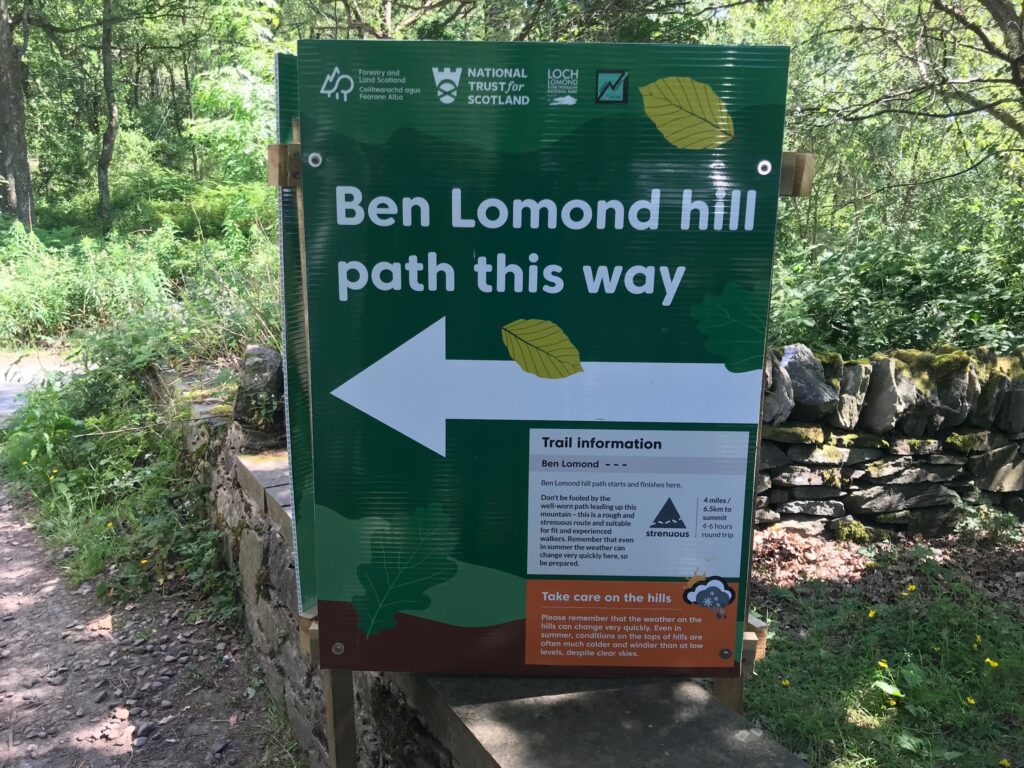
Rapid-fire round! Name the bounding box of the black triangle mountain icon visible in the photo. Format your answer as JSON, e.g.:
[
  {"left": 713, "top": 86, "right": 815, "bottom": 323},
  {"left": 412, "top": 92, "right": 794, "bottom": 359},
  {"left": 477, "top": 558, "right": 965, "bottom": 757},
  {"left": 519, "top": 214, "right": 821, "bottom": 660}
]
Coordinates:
[{"left": 651, "top": 498, "right": 686, "bottom": 528}]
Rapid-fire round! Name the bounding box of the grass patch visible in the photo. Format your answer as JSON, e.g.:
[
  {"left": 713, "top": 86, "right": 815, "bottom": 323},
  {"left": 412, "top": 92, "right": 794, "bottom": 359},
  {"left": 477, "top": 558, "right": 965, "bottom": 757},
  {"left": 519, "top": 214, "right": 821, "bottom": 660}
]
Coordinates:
[
  {"left": 747, "top": 546, "right": 1024, "bottom": 767},
  {"left": 0, "top": 321, "right": 240, "bottom": 621}
]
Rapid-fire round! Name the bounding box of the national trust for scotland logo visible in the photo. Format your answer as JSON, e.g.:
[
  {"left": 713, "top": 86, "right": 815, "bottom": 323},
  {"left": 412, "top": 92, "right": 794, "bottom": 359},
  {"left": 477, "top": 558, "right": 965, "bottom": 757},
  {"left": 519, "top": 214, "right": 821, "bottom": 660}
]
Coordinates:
[{"left": 432, "top": 67, "right": 462, "bottom": 104}]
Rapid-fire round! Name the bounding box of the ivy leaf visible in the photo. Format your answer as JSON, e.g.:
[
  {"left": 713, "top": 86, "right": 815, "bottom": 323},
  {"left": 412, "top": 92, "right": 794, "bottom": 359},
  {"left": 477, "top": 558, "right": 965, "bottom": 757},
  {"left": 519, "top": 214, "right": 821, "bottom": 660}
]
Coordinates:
[
  {"left": 353, "top": 503, "right": 457, "bottom": 638},
  {"left": 639, "top": 77, "right": 734, "bottom": 149},
  {"left": 690, "top": 283, "right": 767, "bottom": 372},
  {"left": 501, "top": 319, "right": 583, "bottom": 379}
]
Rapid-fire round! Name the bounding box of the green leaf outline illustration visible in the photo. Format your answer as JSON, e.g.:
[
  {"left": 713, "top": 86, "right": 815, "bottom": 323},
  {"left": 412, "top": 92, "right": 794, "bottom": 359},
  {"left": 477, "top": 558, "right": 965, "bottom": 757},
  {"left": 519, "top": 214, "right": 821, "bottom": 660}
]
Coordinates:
[
  {"left": 639, "top": 77, "right": 734, "bottom": 149},
  {"left": 500, "top": 319, "right": 583, "bottom": 379},
  {"left": 691, "top": 283, "right": 767, "bottom": 372},
  {"left": 352, "top": 503, "right": 457, "bottom": 637}
]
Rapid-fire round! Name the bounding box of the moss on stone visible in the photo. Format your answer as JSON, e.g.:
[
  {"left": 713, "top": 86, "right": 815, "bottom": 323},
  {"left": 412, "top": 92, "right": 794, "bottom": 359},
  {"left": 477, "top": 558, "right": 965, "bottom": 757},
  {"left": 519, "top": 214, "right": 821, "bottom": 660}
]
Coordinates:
[
  {"left": 887, "top": 348, "right": 974, "bottom": 395},
  {"left": 815, "top": 351, "right": 844, "bottom": 393},
  {"left": 761, "top": 424, "right": 825, "bottom": 444},
  {"left": 832, "top": 518, "right": 869, "bottom": 542},
  {"left": 931, "top": 351, "right": 972, "bottom": 387},
  {"left": 208, "top": 403, "right": 235, "bottom": 419},
  {"left": 830, "top": 432, "right": 890, "bottom": 450},
  {"left": 945, "top": 431, "right": 988, "bottom": 454},
  {"left": 992, "top": 355, "right": 1024, "bottom": 381}
]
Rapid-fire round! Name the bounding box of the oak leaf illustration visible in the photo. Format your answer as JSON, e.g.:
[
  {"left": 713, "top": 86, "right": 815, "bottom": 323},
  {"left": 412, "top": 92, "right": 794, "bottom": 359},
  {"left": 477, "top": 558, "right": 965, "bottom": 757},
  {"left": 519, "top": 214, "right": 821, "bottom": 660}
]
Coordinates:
[
  {"left": 691, "top": 283, "right": 767, "bottom": 372},
  {"left": 353, "top": 503, "right": 457, "bottom": 637}
]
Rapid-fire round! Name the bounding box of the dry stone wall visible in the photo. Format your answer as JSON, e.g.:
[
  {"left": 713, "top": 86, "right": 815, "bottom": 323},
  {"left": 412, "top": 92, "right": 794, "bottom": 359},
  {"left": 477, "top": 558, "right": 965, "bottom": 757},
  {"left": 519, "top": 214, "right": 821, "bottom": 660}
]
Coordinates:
[
  {"left": 758, "top": 345, "right": 1024, "bottom": 538},
  {"left": 176, "top": 342, "right": 1024, "bottom": 767}
]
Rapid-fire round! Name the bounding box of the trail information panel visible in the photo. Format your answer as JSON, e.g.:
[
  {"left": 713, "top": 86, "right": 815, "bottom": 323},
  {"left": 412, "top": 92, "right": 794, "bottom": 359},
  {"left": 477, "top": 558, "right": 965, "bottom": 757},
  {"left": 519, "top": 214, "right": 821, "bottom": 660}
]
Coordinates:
[{"left": 295, "top": 40, "right": 789, "bottom": 675}]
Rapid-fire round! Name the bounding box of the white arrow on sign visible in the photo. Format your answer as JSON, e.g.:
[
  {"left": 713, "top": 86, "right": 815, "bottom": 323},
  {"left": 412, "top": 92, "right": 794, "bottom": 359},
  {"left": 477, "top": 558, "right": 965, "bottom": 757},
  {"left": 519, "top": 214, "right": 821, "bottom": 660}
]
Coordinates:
[{"left": 331, "top": 317, "right": 762, "bottom": 457}]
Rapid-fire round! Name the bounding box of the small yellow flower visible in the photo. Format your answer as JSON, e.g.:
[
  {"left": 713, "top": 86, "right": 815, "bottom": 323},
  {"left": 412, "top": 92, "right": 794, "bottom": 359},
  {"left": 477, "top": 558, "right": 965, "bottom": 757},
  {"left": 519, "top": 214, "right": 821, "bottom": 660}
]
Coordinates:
[
  {"left": 139, "top": 559, "right": 149, "bottom": 566},
  {"left": 966, "top": 695, "right": 976, "bottom": 705},
  {"left": 999, "top": 759, "right": 1011, "bottom": 767},
  {"left": 878, "top": 659, "right": 889, "bottom": 669},
  {"left": 985, "top": 658, "right": 1000, "bottom": 668},
  {"left": 900, "top": 591, "right": 909, "bottom": 597},
  {"left": 906, "top": 585, "right": 916, "bottom": 592},
  {"left": 888, "top": 698, "right": 897, "bottom": 707},
  {"left": 781, "top": 679, "right": 790, "bottom": 687},
  {"left": 20, "top": 460, "right": 27, "bottom": 465},
  {"left": 106, "top": 522, "right": 113, "bottom": 529},
  {"left": 868, "top": 609, "right": 876, "bottom": 618}
]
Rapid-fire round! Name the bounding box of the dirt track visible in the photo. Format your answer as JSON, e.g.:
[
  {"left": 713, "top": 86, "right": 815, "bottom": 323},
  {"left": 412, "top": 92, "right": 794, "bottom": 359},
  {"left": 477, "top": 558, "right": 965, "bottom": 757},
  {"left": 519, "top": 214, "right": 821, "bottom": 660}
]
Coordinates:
[{"left": 0, "top": 354, "right": 301, "bottom": 768}]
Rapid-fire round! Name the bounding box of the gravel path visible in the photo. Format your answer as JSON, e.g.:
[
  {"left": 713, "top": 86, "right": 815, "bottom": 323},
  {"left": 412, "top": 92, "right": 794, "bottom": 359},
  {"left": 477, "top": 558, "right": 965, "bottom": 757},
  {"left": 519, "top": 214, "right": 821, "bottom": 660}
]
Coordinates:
[{"left": 0, "top": 355, "right": 301, "bottom": 768}]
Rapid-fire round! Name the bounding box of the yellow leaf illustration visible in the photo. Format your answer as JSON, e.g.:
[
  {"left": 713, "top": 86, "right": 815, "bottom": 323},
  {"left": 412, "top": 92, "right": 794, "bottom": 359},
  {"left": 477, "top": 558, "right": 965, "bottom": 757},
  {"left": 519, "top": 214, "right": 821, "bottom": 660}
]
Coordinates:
[
  {"left": 640, "top": 77, "right": 734, "bottom": 149},
  {"left": 501, "top": 319, "right": 583, "bottom": 379}
]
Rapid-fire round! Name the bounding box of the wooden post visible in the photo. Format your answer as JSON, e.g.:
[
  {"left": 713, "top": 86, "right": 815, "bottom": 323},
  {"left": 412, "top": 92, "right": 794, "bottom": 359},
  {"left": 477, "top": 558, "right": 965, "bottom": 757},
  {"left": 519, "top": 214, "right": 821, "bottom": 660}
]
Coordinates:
[
  {"left": 779, "top": 151, "right": 816, "bottom": 197},
  {"left": 712, "top": 630, "right": 761, "bottom": 714},
  {"left": 323, "top": 670, "right": 358, "bottom": 768},
  {"left": 712, "top": 676, "right": 744, "bottom": 714},
  {"left": 272, "top": 126, "right": 357, "bottom": 768}
]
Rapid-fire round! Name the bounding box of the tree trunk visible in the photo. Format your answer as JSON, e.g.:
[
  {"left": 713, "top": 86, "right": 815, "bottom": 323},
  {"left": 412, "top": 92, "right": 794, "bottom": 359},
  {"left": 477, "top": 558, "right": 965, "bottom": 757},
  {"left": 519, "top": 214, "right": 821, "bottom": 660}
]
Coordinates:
[
  {"left": 98, "top": 0, "right": 118, "bottom": 234},
  {"left": 0, "top": 0, "right": 33, "bottom": 229},
  {"left": 183, "top": 51, "right": 199, "bottom": 178}
]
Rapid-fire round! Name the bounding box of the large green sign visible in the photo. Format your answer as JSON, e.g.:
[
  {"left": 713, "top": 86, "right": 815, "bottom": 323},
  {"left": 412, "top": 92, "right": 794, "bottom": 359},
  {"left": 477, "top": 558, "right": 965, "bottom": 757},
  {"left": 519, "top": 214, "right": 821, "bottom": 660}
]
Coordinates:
[{"left": 291, "top": 40, "right": 788, "bottom": 674}]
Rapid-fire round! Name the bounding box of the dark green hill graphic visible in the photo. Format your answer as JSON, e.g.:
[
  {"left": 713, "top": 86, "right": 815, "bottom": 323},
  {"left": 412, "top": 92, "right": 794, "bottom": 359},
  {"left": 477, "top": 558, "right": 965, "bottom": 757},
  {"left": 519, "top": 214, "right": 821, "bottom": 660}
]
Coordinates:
[{"left": 651, "top": 498, "right": 686, "bottom": 528}]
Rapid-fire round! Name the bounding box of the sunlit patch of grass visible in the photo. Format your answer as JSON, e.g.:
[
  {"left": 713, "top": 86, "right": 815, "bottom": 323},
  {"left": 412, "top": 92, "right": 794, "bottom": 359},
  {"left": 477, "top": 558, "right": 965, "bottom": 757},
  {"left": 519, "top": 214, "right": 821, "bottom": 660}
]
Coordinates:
[{"left": 746, "top": 546, "right": 1024, "bottom": 768}]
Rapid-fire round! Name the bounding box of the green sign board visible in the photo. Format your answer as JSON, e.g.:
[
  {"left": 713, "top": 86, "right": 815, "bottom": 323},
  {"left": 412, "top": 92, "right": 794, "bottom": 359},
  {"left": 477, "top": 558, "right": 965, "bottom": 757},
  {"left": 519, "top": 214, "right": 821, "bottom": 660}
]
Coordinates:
[{"left": 288, "top": 40, "right": 788, "bottom": 674}]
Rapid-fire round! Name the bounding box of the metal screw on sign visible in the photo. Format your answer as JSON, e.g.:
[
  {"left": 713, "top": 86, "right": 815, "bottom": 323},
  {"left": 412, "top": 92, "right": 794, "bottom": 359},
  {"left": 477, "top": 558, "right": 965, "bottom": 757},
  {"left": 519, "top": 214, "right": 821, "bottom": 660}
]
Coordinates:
[
  {"left": 308, "top": 152, "right": 324, "bottom": 169},
  {"left": 331, "top": 642, "right": 345, "bottom": 656},
  {"left": 756, "top": 159, "right": 772, "bottom": 176}
]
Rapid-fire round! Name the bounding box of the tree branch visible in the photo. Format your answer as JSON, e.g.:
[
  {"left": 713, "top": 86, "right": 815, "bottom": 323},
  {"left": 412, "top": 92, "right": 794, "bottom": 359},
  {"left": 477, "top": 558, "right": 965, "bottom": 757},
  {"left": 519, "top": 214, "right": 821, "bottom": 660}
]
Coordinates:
[{"left": 932, "top": 0, "right": 1012, "bottom": 62}]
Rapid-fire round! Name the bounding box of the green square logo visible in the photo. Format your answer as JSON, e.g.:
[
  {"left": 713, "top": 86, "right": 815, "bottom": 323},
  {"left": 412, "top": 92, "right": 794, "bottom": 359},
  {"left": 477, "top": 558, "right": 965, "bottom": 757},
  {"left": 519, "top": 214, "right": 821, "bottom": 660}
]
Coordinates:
[{"left": 595, "top": 70, "right": 628, "bottom": 103}]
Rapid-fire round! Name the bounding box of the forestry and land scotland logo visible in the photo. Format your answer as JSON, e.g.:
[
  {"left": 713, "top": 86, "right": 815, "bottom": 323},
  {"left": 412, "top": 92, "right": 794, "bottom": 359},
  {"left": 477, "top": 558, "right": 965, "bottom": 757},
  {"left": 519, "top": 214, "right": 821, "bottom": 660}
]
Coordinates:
[{"left": 320, "top": 67, "right": 355, "bottom": 102}]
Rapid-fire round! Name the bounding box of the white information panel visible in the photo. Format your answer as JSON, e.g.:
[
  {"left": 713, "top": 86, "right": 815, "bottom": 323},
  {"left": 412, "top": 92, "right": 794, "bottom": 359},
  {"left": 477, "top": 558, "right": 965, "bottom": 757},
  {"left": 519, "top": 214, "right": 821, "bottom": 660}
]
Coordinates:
[{"left": 527, "top": 429, "right": 750, "bottom": 578}]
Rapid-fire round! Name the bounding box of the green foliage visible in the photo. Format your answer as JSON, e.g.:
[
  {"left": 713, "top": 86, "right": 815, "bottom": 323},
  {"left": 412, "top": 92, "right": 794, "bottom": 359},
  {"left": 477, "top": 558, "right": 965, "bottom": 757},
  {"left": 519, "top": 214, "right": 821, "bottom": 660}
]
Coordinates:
[
  {"left": 747, "top": 551, "right": 1024, "bottom": 767},
  {"left": 0, "top": 218, "right": 279, "bottom": 355},
  {"left": 768, "top": 239, "right": 1024, "bottom": 355},
  {"left": 189, "top": 67, "right": 275, "bottom": 184},
  {"left": 955, "top": 505, "right": 1024, "bottom": 549},
  {"left": 712, "top": 2, "right": 1024, "bottom": 356},
  {"left": 0, "top": 220, "right": 168, "bottom": 344},
  {"left": 0, "top": 323, "right": 238, "bottom": 618}
]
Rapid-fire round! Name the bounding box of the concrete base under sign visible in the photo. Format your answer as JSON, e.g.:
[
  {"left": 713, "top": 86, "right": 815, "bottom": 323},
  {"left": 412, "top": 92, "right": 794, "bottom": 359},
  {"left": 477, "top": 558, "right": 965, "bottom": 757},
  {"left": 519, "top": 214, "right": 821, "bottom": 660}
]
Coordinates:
[
  {"left": 392, "top": 674, "right": 807, "bottom": 768},
  {"left": 193, "top": 401, "right": 804, "bottom": 767}
]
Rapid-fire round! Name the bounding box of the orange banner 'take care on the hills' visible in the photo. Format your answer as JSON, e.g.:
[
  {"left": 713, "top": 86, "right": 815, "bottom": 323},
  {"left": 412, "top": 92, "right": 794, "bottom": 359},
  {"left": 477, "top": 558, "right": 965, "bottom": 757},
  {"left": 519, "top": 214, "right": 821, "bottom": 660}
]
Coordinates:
[{"left": 525, "top": 579, "right": 739, "bottom": 668}]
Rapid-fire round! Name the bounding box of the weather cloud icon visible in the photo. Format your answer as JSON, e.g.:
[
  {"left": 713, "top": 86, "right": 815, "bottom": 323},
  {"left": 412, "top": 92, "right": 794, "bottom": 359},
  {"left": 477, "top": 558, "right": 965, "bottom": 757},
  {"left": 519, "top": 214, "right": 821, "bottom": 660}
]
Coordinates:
[{"left": 684, "top": 577, "right": 735, "bottom": 619}]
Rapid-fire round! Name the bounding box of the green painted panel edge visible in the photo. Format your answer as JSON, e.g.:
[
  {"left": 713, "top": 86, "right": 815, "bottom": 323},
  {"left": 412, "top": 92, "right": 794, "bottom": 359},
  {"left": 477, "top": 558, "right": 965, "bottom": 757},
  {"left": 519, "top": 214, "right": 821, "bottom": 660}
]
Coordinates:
[{"left": 276, "top": 52, "right": 317, "bottom": 611}]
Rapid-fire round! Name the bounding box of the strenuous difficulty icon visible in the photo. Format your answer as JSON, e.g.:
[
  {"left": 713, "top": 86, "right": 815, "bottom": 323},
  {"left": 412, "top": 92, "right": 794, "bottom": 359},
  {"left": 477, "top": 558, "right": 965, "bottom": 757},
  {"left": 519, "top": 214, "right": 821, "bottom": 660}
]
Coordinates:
[{"left": 684, "top": 577, "right": 735, "bottom": 619}]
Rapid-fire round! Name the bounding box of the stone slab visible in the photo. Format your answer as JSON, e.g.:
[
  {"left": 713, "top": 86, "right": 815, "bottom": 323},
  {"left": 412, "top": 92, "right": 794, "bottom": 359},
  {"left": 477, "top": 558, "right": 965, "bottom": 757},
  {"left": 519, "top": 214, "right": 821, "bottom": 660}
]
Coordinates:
[
  {"left": 267, "top": 483, "right": 295, "bottom": 546},
  {"left": 391, "top": 674, "right": 806, "bottom": 768},
  {"left": 235, "top": 451, "right": 290, "bottom": 517}
]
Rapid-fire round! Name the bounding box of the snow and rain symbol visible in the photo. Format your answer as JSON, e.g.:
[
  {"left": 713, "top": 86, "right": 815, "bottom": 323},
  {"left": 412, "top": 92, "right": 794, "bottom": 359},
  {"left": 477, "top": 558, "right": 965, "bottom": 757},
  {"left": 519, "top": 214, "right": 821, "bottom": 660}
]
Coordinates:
[
  {"left": 650, "top": 498, "right": 686, "bottom": 529},
  {"left": 684, "top": 577, "right": 735, "bottom": 619}
]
